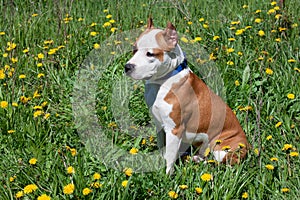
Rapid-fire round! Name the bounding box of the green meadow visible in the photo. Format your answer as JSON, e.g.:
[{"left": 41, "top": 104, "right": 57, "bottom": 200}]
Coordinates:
[{"left": 0, "top": 0, "right": 299, "bottom": 199}]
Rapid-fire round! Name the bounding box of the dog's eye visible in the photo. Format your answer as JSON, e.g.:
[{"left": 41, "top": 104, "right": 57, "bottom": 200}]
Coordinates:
[
  {"left": 146, "top": 52, "right": 155, "bottom": 57},
  {"left": 133, "top": 49, "right": 137, "bottom": 55}
]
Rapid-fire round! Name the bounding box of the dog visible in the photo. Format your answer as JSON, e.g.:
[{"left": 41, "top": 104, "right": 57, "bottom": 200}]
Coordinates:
[{"left": 125, "top": 18, "right": 249, "bottom": 174}]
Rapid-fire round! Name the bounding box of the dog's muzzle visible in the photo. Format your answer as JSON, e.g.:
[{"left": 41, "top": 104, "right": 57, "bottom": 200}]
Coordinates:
[{"left": 124, "top": 63, "right": 135, "bottom": 74}]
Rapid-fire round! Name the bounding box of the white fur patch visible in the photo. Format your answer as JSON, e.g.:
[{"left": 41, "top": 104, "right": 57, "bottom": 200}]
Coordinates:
[{"left": 213, "top": 150, "right": 227, "bottom": 162}]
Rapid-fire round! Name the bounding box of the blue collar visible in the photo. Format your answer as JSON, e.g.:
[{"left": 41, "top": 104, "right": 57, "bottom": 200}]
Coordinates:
[{"left": 159, "top": 59, "right": 187, "bottom": 80}]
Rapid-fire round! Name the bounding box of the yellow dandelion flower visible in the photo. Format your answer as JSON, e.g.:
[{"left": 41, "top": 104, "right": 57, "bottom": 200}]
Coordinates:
[
  {"left": 34, "top": 110, "right": 44, "bottom": 118},
  {"left": 279, "top": 27, "right": 287, "bottom": 32},
  {"left": 199, "top": 18, "right": 205, "bottom": 22},
  {"left": 90, "top": 31, "right": 97, "bottom": 36},
  {"left": 8, "top": 130, "right": 15, "bottom": 134},
  {"left": 29, "top": 158, "right": 37, "bottom": 165},
  {"left": 255, "top": 9, "right": 262, "bottom": 14},
  {"left": 195, "top": 187, "right": 203, "bottom": 194},
  {"left": 15, "top": 191, "right": 24, "bottom": 198},
  {"left": 19, "top": 74, "right": 26, "bottom": 79},
  {"left": 266, "top": 135, "right": 272, "bottom": 140},
  {"left": 265, "top": 164, "right": 274, "bottom": 170},
  {"left": 24, "top": 184, "right": 38, "bottom": 194},
  {"left": 44, "top": 113, "right": 50, "bottom": 120},
  {"left": 226, "top": 48, "right": 234, "bottom": 53},
  {"left": 254, "top": 148, "right": 259, "bottom": 155},
  {"left": 254, "top": 18, "right": 262, "bottom": 23},
  {"left": 228, "top": 38, "right": 236, "bottom": 42},
  {"left": 194, "top": 37, "right": 202, "bottom": 41},
  {"left": 275, "top": 38, "right": 281, "bottom": 42},
  {"left": 106, "top": 14, "right": 112, "bottom": 19},
  {"left": 37, "top": 63, "right": 43, "bottom": 67},
  {"left": 239, "top": 143, "right": 246, "bottom": 148},
  {"left": 0, "top": 69, "right": 5, "bottom": 79},
  {"left": 235, "top": 80, "right": 240, "bottom": 86},
  {"left": 242, "top": 192, "right": 249, "bottom": 199},
  {"left": 275, "top": 14, "right": 282, "bottom": 19},
  {"left": 3, "top": 53, "right": 8, "bottom": 57},
  {"left": 93, "top": 173, "right": 101, "bottom": 180},
  {"left": 235, "top": 29, "right": 245, "bottom": 35},
  {"left": 141, "top": 138, "right": 146, "bottom": 145},
  {"left": 33, "top": 90, "right": 41, "bottom": 98},
  {"left": 258, "top": 30, "right": 265, "bottom": 37},
  {"left": 37, "top": 194, "right": 51, "bottom": 200},
  {"left": 288, "top": 59, "right": 296, "bottom": 63},
  {"left": 201, "top": 173, "right": 212, "bottom": 181},
  {"left": 91, "top": 182, "right": 102, "bottom": 188},
  {"left": 274, "top": 6, "right": 280, "bottom": 11},
  {"left": 282, "top": 144, "right": 293, "bottom": 151},
  {"left": 215, "top": 139, "right": 222, "bottom": 145},
  {"left": 227, "top": 61, "right": 234, "bottom": 65},
  {"left": 267, "top": 9, "right": 276, "bottom": 14},
  {"left": 180, "top": 37, "right": 189, "bottom": 43},
  {"left": 0, "top": 31, "right": 5, "bottom": 35},
  {"left": 67, "top": 166, "right": 75, "bottom": 174},
  {"left": 222, "top": 145, "right": 231, "bottom": 151},
  {"left": 11, "top": 57, "right": 18, "bottom": 63},
  {"left": 265, "top": 68, "right": 273, "bottom": 75},
  {"left": 129, "top": 147, "right": 138, "bottom": 155},
  {"left": 124, "top": 168, "right": 133, "bottom": 177},
  {"left": 23, "top": 48, "right": 29, "bottom": 53},
  {"left": 70, "top": 148, "right": 77, "bottom": 156},
  {"left": 122, "top": 180, "right": 128, "bottom": 187},
  {"left": 292, "top": 23, "right": 298, "bottom": 28},
  {"left": 111, "top": 27, "right": 117, "bottom": 33},
  {"left": 213, "top": 35, "right": 220, "bottom": 41},
  {"left": 37, "top": 73, "right": 45, "bottom": 78},
  {"left": 0, "top": 101, "right": 8, "bottom": 109},
  {"left": 90, "top": 22, "right": 97, "bottom": 27},
  {"left": 271, "top": 1, "right": 277, "bottom": 6},
  {"left": 179, "top": 184, "right": 188, "bottom": 190},
  {"left": 103, "top": 22, "right": 111, "bottom": 27},
  {"left": 204, "top": 147, "right": 210, "bottom": 157},
  {"left": 281, "top": 188, "right": 289, "bottom": 193},
  {"left": 270, "top": 157, "right": 278, "bottom": 162},
  {"left": 82, "top": 188, "right": 92, "bottom": 196},
  {"left": 37, "top": 53, "right": 44, "bottom": 59},
  {"left": 290, "top": 152, "right": 299, "bottom": 157},
  {"left": 287, "top": 93, "right": 295, "bottom": 99},
  {"left": 63, "top": 183, "right": 75, "bottom": 195},
  {"left": 93, "top": 43, "right": 100, "bottom": 49},
  {"left": 294, "top": 67, "right": 300, "bottom": 73},
  {"left": 275, "top": 121, "right": 282, "bottom": 128},
  {"left": 9, "top": 176, "right": 16, "bottom": 182},
  {"left": 203, "top": 23, "right": 209, "bottom": 29},
  {"left": 168, "top": 191, "right": 179, "bottom": 199}
]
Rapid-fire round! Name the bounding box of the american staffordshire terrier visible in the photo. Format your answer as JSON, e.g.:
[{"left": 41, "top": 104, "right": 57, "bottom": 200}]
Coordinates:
[{"left": 125, "top": 18, "right": 249, "bottom": 174}]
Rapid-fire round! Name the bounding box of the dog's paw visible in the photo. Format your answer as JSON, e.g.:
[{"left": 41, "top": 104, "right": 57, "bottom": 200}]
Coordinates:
[{"left": 192, "top": 155, "right": 204, "bottom": 163}]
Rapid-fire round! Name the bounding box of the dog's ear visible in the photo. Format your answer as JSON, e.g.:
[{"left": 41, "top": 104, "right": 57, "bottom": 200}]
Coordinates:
[
  {"left": 147, "top": 18, "right": 154, "bottom": 29},
  {"left": 162, "top": 22, "right": 178, "bottom": 50}
]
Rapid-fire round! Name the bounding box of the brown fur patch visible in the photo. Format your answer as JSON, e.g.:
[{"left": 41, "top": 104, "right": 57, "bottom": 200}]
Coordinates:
[
  {"left": 152, "top": 48, "right": 164, "bottom": 62},
  {"left": 163, "top": 72, "right": 249, "bottom": 161}
]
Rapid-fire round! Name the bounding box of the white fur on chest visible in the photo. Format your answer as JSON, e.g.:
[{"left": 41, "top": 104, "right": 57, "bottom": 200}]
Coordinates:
[{"left": 150, "top": 68, "right": 190, "bottom": 132}]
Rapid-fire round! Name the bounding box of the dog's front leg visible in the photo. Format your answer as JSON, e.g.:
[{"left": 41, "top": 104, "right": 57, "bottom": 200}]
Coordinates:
[{"left": 164, "top": 131, "right": 182, "bottom": 174}]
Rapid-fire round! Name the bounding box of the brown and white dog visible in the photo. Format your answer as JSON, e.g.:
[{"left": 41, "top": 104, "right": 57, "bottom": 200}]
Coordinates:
[{"left": 125, "top": 18, "right": 249, "bottom": 174}]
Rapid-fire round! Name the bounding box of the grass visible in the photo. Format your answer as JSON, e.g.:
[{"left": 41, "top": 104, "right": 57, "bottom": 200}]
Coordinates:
[{"left": 0, "top": 0, "right": 299, "bottom": 199}]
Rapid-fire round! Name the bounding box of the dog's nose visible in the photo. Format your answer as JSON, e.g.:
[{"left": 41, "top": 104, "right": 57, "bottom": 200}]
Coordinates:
[{"left": 124, "top": 63, "right": 135, "bottom": 73}]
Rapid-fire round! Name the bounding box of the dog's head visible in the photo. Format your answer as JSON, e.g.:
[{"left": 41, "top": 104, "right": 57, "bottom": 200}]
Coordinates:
[{"left": 125, "top": 18, "right": 184, "bottom": 80}]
